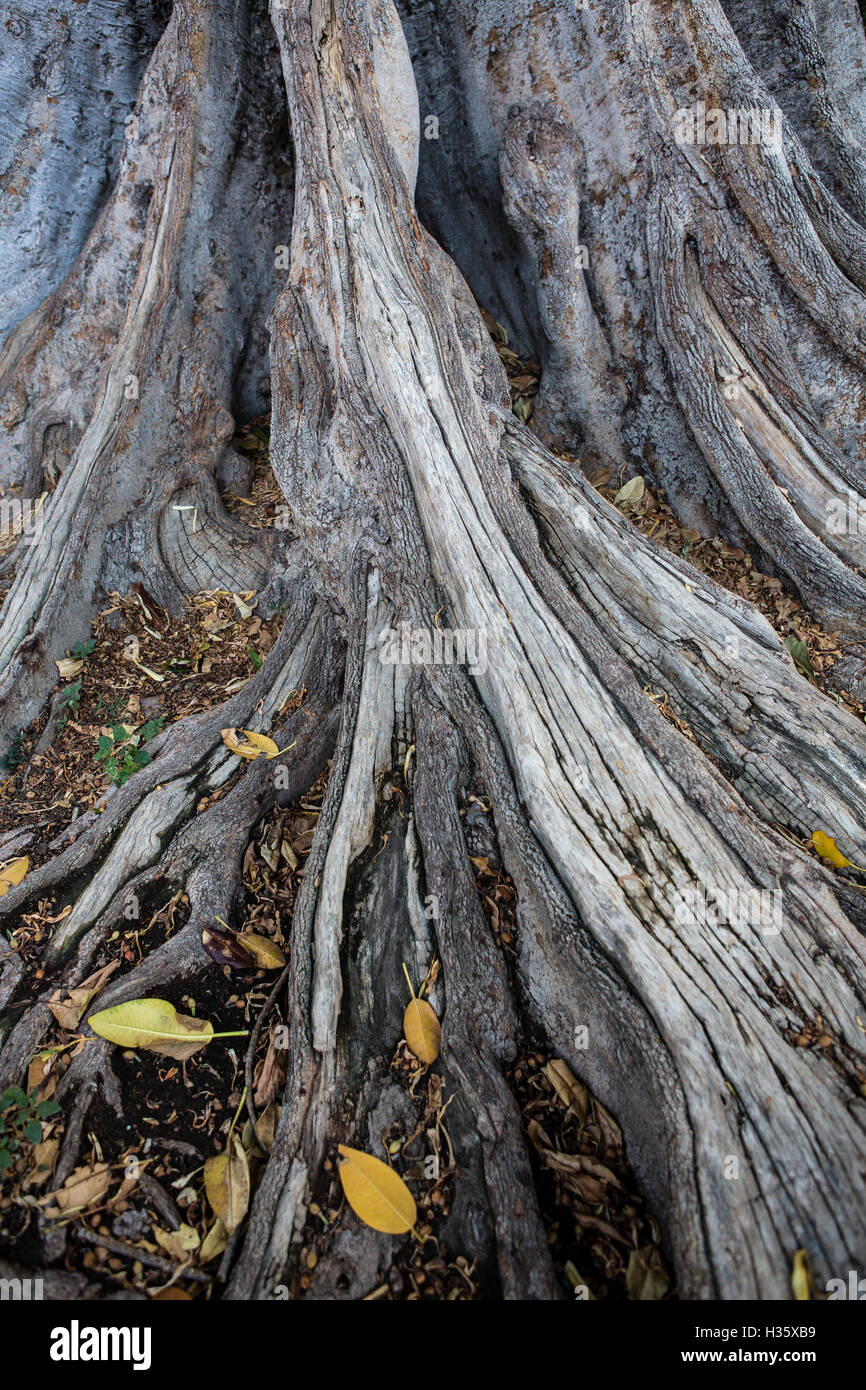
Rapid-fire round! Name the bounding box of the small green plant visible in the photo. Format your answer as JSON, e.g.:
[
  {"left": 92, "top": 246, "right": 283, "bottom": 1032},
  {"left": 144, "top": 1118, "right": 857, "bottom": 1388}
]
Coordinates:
[
  {"left": 0, "top": 1087, "right": 60, "bottom": 1173},
  {"left": 70, "top": 638, "right": 96, "bottom": 662},
  {"left": 56, "top": 676, "right": 83, "bottom": 736},
  {"left": 95, "top": 691, "right": 126, "bottom": 724},
  {"left": 58, "top": 677, "right": 82, "bottom": 713},
  {"left": 1, "top": 728, "right": 26, "bottom": 773},
  {"left": 95, "top": 716, "right": 164, "bottom": 787}
]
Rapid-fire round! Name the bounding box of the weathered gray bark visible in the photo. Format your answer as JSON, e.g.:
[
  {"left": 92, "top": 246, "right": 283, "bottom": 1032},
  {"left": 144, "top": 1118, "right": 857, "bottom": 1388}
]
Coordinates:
[
  {"left": 0, "top": 0, "right": 172, "bottom": 343},
  {"left": 0, "top": 0, "right": 294, "bottom": 739},
  {"left": 402, "top": 0, "right": 866, "bottom": 633},
  {"left": 2, "top": 0, "right": 866, "bottom": 1302}
]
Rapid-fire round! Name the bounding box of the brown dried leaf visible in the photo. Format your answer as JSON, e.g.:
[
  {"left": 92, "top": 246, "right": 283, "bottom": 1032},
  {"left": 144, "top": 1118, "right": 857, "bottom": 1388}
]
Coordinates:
[
  {"left": 42, "top": 1162, "right": 111, "bottom": 1215},
  {"left": 545, "top": 1058, "right": 588, "bottom": 1120}
]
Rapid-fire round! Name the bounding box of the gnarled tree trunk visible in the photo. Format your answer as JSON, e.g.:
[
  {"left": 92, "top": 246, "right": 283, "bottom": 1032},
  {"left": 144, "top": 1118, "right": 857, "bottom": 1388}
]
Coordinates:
[{"left": 2, "top": 0, "right": 866, "bottom": 1301}]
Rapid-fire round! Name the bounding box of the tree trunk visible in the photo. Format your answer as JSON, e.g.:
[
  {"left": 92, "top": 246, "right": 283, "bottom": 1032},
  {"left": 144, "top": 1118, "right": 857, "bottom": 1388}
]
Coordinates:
[{"left": 2, "top": 0, "right": 866, "bottom": 1301}]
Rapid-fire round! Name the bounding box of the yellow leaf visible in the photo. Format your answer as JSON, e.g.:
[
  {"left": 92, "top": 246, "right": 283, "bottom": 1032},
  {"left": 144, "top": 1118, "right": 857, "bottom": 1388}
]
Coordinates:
[
  {"left": 242, "top": 731, "right": 281, "bottom": 759},
  {"left": 88, "top": 997, "right": 214, "bottom": 1060},
  {"left": 204, "top": 1137, "right": 250, "bottom": 1235},
  {"left": 221, "top": 727, "right": 262, "bottom": 760},
  {"left": 0, "top": 856, "right": 29, "bottom": 896},
  {"left": 336, "top": 1144, "right": 417, "bottom": 1234},
  {"left": 128, "top": 656, "right": 165, "bottom": 683},
  {"left": 240, "top": 933, "right": 286, "bottom": 969},
  {"left": 403, "top": 997, "right": 441, "bottom": 1065},
  {"left": 154, "top": 1222, "right": 200, "bottom": 1261},
  {"left": 791, "top": 1248, "right": 815, "bottom": 1300},
  {"left": 811, "top": 830, "right": 863, "bottom": 871},
  {"left": 199, "top": 1218, "right": 229, "bottom": 1264}
]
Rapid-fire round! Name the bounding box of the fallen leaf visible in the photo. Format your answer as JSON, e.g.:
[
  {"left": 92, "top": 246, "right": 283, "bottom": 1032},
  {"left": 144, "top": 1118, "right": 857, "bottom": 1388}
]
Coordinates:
[
  {"left": 48, "top": 961, "right": 119, "bottom": 1031},
  {"left": 221, "top": 727, "right": 262, "bottom": 760},
  {"left": 593, "top": 1099, "right": 623, "bottom": 1150},
  {"left": 154, "top": 1222, "right": 200, "bottom": 1261},
  {"left": 253, "top": 1028, "right": 287, "bottom": 1109},
  {"left": 151, "top": 1288, "right": 193, "bottom": 1300},
  {"left": 232, "top": 592, "right": 255, "bottom": 620},
  {"left": 563, "top": 1260, "right": 596, "bottom": 1299},
  {"left": 42, "top": 1162, "right": 111, "bottom": 1215},
  {"left": 204, "top": 1136, "right": 250, "bottom": 1235},
  {"left": 544, "top": 1149, "right": 625, "bottom": 1189},
  {"left": 89, "top": 998, "right": 214, "bottom": 1060},
  {"left": 255, "top": 1102, "right": 280, "bottom": 1155},
  {"left": 545, "top": 1058, "right": 589, "bottom": 1120},
  {"left": 199, "top": 1218, "right": 229, "bottom": 1264},
  {"left": 55, "top": 658, "right": 83, "bottom": 679},
  {"left": 403, "top": 997, "right": 441, "bottom": 1065},
  {"left": 221, "top": 727, "right": 281, "bottom": 760},
  {"left": 626, "top": 1245, "right": 671, "bottom": 1300},
  {"left": 811, "top": 830, "right": 863, "bottom": 872},
  {"left": 0, "top": 856, "right": 29, "bottom": 896},
  {"left": 27, "top": 1049, "right": 57, "bottom": 1095},
  {"left": 21, "top": 1137, "right": 59, "bottom": 1190},
  {"left": 242, "top": 731, "right": 281, "bottom": 759},
  {"left": 784, "top": 636, "right": 816, "bottom": 681},
  {"left": 791, "top": 1247, "right": 815, "bottom": 1300},
  {"left": 240, "top": 933, "right": 286, "bottom": 969},
  {"left": 336, "top": 1144, "right": 417, "bottom": 1234},
  {"left": 201, "top": 926, "right": 255, "bottom": 970},
  {"left": 614, "top": 476, "right": 645, "bottom": 508}
]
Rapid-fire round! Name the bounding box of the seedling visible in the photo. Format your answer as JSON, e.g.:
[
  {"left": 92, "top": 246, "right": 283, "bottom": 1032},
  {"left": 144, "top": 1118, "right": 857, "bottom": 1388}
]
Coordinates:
[
  {"left": 95, "top": 716, "right": 165, "bottom": 787},
  {"left": 0, "top": 1086, "right": 61, "bottom": 1173}
]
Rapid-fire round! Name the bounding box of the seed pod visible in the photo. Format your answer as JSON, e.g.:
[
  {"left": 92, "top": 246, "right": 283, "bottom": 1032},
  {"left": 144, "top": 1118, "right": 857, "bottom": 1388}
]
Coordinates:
[{"left": 201, "top": 926, "right": 255, "bottom": 970}]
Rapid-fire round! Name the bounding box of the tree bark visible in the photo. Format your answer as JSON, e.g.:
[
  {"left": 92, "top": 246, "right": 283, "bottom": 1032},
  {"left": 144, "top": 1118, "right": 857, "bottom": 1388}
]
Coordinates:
[{"left": 2, "top": 0, "right": 866, "bottom": 1301}]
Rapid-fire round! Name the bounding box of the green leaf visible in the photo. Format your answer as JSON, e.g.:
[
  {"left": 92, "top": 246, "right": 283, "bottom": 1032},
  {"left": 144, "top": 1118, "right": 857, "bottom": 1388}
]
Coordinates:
[
  {"left": 88, "top": 998, "right": 245, "bottom": 1059},
  {"left": 90, "top": 998, "right": 215, "bottom": 1060},
  {"left": 23, "top": 1120, "right": 42, "bottom": 1145},
  {"left": 58, "top": 678, "right": 82, "bottom": 710},
  {"left": 35, "top": 1100, "right": 61, "bottom": 1119},
  {"left": 784, "top": 636, "right": 816, "bottom": 681}
]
